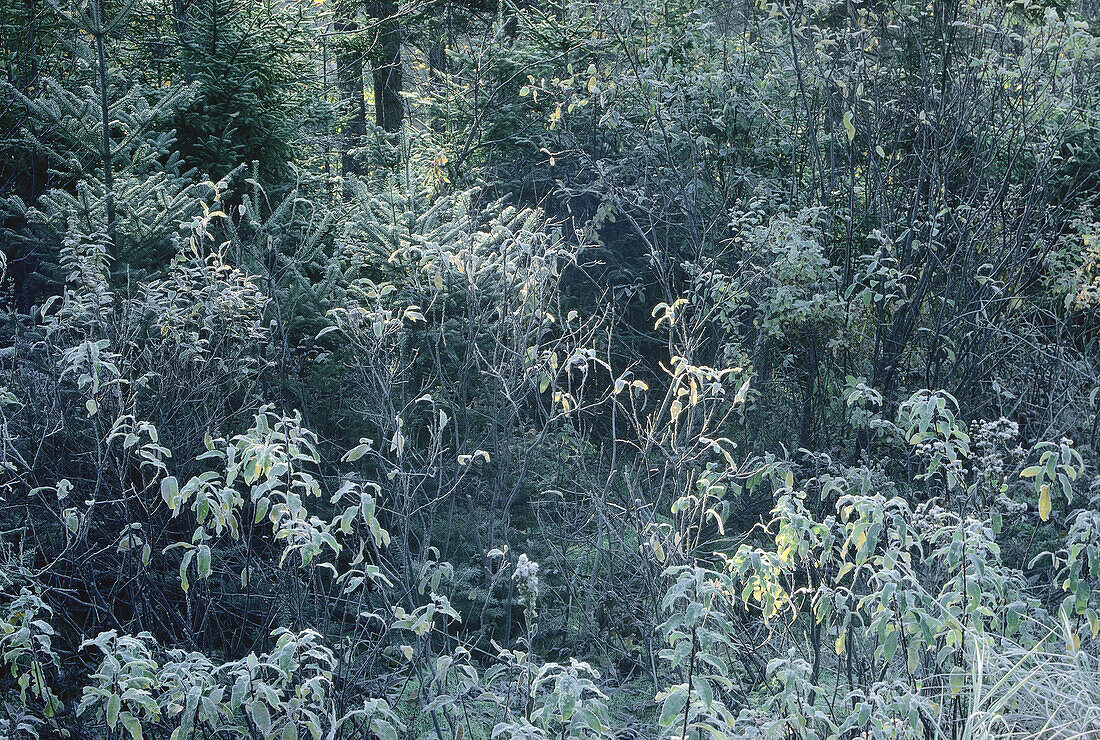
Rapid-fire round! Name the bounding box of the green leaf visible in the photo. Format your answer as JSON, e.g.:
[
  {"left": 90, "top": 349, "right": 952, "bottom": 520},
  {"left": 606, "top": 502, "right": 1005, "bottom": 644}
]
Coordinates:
[
  {"left": 255, "top": 497, "right": 270, "bottom": 524},
  {"left": 252, "top": 701, "right": 272, "bottom": 735},
  {"left": 659, "top": 690, "right": 687, "bottom": 727},
  {"left": 161, "top": 476, "right": 179, "bottom": 509},
  {"left": 180, "top": 549, "right": 194, "bottom": 592},
  {"left": 343, "top": 440, "right": 371, "bottom": 463},
  {"left": 373, "top": 719, "right": 397, "bottom": 740},
  {"left": 197, "top": 545, "right": 211, "bottom": 579},
  {"left": 884, "top": 630, "right": 899, "bottom": 663},
  {"left": 120, "top": 712, "right": 143, "bottom": 740}
]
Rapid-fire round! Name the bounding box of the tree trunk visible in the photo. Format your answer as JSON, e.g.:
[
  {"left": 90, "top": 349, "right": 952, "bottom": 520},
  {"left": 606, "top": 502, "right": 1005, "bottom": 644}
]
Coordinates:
[
  {"left": 428, "top": 0, "right": 447, "bottom": 132},
  {"left": 334, "top": 0, "right": 367, "bottom": 177},
  {"left": 171, "top": 0, "right": 195, "bottom": 83},
  {"left": 21, "top": 0, "right": 43, "bottom": 200},
  {"left": 89, "top": 0, "right": 117, "bottom": 254},
  {"left": 370, "top": 0, "right": 403, "bottom": 134}
]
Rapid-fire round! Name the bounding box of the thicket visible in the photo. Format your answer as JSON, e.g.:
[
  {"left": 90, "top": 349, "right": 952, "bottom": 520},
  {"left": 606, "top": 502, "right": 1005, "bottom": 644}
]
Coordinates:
[{"left": 2, "top": 0, "right": 1100, "bottom": 738}]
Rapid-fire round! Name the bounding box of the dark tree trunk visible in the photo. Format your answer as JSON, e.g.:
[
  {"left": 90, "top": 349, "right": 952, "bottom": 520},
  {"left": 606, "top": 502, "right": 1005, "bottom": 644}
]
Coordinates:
[
  {"left": 335, "top": 0, "right": 367, "bottom": 176},
  {"left": 89, "top": 0, "right": 117, "bottom": 254},
  {"left": 171, "top": 0, "right": 195, "bottom": 83},
  {"left": 370, "top": 0, "right": 403, "bottom": 134},
  {"left": 20, "top": 0, "right": 43, "bottom": 201},
  {"left": 428, "top": 0, "right": 447, "bottom": 132}
]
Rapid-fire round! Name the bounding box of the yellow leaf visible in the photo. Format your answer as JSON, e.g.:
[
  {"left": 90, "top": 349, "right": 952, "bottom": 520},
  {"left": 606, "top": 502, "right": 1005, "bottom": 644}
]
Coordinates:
[
  {"left": 1039, "top": 484, "right": 1052, "bottom": 521},
  {"left": 843, "top": 111, "right": 855, "bottom": 143}
]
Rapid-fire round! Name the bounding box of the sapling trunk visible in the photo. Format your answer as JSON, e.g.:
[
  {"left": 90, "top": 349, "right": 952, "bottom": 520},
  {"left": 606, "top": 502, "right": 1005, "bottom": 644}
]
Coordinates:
[{"left": 89, "top": 0, "right": 117, "bottom": 253}]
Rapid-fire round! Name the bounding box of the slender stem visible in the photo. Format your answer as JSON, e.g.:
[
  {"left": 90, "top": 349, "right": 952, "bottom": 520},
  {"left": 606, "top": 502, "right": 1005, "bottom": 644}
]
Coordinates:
[{"left": 89, "top": 0, "right": 117, "bottom": 254}]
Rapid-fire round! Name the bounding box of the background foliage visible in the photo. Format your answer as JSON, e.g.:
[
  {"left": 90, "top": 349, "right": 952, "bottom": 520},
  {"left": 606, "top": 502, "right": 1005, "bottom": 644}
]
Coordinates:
[{"left": 3, "top": 0, "right": 1100, "bottom": 738}]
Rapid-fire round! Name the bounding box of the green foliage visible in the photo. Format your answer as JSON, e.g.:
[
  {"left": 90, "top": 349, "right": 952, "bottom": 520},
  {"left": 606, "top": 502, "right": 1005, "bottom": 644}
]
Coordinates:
[
  {"left": 0, "top": 590, "right": 61, "bottom": 724},
  {"left": 168, "top": 0, "right": 329, "bottom": 185},
  {"left": 3, "top": 0, "right": 1100, "bottom": 737}
]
